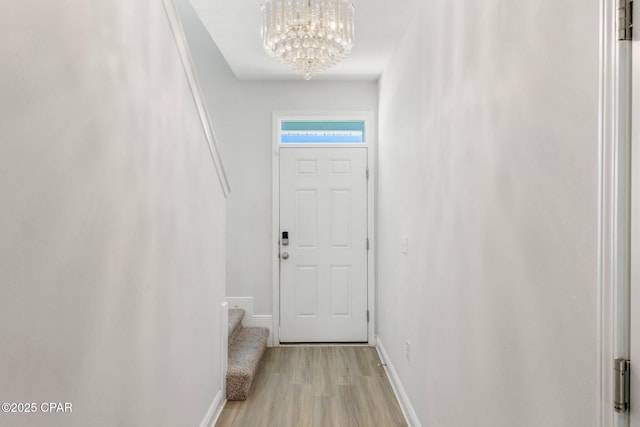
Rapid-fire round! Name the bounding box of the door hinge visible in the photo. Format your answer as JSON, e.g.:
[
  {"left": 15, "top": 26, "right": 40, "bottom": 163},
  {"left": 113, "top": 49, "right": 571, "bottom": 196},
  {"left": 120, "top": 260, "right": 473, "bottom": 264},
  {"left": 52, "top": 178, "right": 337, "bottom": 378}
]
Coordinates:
[
  {"left": 614, "top": 358, "right": 631, "bottom": 413},
  {"left": 366, "top": 238, "right": 370, "bottom": 251},
  {"left": 367, "top": 310, "right": 369, "bottom": 322},
  {"left": 618, "top": 0, "right": 633, "bottom": 40},
  {"left": 366, "top": 167, "right": 369, "bottom": 180}
]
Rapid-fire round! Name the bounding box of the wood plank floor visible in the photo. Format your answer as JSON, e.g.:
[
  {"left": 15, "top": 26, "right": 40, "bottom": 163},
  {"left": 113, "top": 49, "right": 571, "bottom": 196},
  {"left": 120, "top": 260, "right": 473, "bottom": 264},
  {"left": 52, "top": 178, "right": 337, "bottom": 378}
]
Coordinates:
[{"left": 216, "top": 346, "right": 407, "bottom": 427}]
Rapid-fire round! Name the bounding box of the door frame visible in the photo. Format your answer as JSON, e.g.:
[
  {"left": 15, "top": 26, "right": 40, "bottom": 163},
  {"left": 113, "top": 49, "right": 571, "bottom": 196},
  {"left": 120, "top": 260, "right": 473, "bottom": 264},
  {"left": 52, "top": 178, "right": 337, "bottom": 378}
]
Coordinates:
[
  {"left": 599, "top": 0, "right": 632, "bottom": 425},
  {"left": 271, "top": 111, "right": 376, "bottom": 347}
]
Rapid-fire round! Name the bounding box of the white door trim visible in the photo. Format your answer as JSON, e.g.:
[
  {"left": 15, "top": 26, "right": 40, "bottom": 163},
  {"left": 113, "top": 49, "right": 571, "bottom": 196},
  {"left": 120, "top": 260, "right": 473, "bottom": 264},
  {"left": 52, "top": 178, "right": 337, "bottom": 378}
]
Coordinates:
[
  {"left": 271, "top": 111, "right": 376, "bottom": 346},
  {"left": 598, "top": 0, "right": 631, "bottom": 425}
]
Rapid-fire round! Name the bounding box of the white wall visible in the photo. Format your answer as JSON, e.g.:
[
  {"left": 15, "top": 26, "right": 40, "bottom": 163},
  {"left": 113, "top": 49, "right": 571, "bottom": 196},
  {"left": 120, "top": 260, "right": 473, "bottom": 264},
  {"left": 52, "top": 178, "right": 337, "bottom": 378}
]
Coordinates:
[
  {"left": 0, "top": 2, "right": 226, "bottom": 426},
  {"left": 180, "top": 1, "right": 378, "bottom": 315},
  {"left": 225, "top": 81, "right": 377, "bottom": 315},
  {"left": 176, "top": 0, "right": 240, "bottom": 168},
  {"left": 377, "top": 1, "right": 599, "bottom": 426}
]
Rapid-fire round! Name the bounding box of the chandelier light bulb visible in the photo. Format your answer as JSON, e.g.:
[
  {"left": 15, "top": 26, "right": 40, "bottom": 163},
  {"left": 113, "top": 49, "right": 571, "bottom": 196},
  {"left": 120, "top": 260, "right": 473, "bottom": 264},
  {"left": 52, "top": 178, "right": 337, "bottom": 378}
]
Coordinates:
[{"left": 261, "top": 0, "right": 355, "bottom": 80}]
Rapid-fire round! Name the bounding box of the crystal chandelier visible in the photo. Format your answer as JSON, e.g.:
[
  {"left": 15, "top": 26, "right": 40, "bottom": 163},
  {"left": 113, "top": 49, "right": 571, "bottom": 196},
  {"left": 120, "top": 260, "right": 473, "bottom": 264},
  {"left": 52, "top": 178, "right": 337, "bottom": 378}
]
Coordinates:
[{"left": 261, "top": 0, "right": 355, "bottom": 80}]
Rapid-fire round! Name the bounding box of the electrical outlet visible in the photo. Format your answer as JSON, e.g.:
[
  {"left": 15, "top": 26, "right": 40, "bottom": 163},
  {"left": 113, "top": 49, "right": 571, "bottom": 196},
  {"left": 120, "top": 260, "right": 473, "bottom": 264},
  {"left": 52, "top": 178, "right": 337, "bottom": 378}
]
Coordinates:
[{"left": 405, "top": 341, "right": 411, "bottom": 362}]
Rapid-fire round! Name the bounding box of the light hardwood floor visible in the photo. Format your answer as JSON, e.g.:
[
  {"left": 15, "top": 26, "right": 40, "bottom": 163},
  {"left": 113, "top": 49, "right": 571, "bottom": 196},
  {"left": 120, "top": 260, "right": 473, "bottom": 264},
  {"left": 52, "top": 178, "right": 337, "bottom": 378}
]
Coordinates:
[{"left": 216, "top": 346, "right": 408, "bottom": 427}]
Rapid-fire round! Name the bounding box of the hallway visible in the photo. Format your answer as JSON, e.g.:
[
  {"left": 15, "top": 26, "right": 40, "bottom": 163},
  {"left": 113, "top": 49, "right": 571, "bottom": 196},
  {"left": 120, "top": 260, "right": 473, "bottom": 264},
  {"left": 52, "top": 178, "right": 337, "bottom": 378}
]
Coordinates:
[
  {"left": 216, "top": 346, "right": 406, "bottom": 427},
  {"left": 0, "top": 0, "right": 608, "bottom": 426}
]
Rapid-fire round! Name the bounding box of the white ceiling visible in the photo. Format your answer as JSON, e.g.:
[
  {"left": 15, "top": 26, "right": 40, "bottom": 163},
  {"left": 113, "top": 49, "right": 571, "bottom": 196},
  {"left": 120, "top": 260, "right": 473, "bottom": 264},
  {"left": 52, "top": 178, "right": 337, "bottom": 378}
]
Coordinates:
[{"left": 188, "top": 0, "right": 418, "bottom": 81}]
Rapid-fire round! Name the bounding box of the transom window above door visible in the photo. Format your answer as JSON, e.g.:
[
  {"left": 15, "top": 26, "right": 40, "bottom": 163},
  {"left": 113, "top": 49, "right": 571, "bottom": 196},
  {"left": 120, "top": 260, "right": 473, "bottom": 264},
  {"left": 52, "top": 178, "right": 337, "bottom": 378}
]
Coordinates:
[{"left": 281, "top": 120, "right": 365, "bottom": 144}]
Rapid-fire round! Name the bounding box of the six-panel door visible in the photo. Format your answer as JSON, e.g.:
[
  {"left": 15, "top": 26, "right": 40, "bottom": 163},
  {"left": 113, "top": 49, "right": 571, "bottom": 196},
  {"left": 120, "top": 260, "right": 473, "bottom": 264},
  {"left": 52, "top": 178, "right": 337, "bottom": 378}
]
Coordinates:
[{"left": 279, "top": 147, "right": 368, "bottom": 342}]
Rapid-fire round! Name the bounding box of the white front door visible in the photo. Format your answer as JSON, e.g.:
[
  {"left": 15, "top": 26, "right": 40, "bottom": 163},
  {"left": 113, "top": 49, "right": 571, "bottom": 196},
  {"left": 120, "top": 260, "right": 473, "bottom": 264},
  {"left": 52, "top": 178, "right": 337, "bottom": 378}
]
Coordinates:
[{"left": 279, "top": 147, "right": 368, "bottom": 342}]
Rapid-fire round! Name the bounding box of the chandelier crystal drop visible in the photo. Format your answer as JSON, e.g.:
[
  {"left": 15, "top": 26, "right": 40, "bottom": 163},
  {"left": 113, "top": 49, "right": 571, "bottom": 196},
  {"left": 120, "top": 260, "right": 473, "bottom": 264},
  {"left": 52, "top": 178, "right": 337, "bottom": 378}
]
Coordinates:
[{"left": 261, "top": 0, "right": 355, "bottom": 80}]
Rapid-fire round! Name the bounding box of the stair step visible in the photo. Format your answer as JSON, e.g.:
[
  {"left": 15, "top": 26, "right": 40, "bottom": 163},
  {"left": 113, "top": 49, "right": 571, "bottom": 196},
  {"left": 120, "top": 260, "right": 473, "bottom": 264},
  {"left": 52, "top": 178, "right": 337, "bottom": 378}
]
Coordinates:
[
  {"left": 227, "top": 326, "right": 269, "bottom": 401},
  {"left": 228, "top": 308, "right": 245, "bottom": 345}
]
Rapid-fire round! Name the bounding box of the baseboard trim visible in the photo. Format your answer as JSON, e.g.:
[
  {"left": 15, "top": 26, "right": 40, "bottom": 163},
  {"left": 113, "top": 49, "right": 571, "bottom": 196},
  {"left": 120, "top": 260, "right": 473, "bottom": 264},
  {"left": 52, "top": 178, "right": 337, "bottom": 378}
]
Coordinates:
[
  {"left": 226, "top": 297, "right": 274, "bottom": 346},
  {"left": 199, "top": 390, "right": 226, "bottom": 427},
  {"left": 375, "top": 337, "right": 421, "bottom": 427}
]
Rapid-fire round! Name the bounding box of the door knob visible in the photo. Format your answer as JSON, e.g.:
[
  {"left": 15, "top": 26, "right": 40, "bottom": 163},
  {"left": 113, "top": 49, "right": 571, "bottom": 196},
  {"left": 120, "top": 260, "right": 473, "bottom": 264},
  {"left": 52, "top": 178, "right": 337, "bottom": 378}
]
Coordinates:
[{"left": 281, "top": 252, "right": 289, "bottom": 260}]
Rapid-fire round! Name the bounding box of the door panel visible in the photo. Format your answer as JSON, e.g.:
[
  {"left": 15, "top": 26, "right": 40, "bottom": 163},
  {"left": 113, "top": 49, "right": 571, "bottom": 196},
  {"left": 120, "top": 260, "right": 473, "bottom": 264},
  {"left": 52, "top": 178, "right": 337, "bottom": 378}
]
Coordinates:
[{"left": 279, "top": 147, "right": 367, "bottom": 342}]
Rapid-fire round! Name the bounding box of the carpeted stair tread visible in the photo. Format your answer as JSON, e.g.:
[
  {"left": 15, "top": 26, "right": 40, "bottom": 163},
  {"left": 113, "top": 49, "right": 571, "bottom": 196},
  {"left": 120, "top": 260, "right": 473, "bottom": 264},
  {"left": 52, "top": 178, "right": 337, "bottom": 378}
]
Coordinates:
[
  {"left": 228, "top": 308, "right": 245, "bottom": 345},
  {"left": 227, "top": 326, "right": 269, "bottom": 401}
]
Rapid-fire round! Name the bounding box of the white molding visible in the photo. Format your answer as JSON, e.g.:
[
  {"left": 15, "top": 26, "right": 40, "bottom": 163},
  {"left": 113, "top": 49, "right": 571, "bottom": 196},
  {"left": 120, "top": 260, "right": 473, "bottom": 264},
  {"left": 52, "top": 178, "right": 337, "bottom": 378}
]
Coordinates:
[
  {"left": 375, "top": 337, "right": 420, "bottom": 427},
  {"left": 271, "top": 112, "right": 281, "bottom": 346},
  {"left": 630, "top": 13, "right": 640, "bottom": 424},
  {"left": 366, "top": 111, "right": 377, "bottom": 347},
  {"left": 226, "top": 297, "right": 274, "bottom": 346},
  {"left": 598, "top": 1, "right": 615, "bottom": 426},
  {"left": 271, "top": 111, "right": 377, "bottom": 346},
  {"left": 598, "top": 0, "right": 632, "bottom": 426},
  {"left": 198, "top": 390, "right": 226, "bottom": 427},
  {"left": 162, "top": 0, "right": 231, "bottom": 197},
  {"left": 198, "top": 303, "right": 228, "bottom": 427},
  {"left": 221, "top": 302, "right": 228, "bottom": 399}
]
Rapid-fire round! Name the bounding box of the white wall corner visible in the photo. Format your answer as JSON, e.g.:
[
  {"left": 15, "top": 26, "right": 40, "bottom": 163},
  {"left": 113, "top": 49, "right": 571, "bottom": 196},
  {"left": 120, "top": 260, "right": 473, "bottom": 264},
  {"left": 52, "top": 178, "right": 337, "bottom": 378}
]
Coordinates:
[
  {"left": 198, "top": 389, "right": 225, "bottom": 427},
  {"left": 226, "top": 297, "right": 274, "bottom": 346},
  {"left": 200, "top": 302, "right": 229, "bottom": 427},
  {"left": 375, "top": 337, "right": 421, "bottom": 427},
  {"left": 221, "top": 301, "right": 228, "bottom": 399},
  {"left": 162, "top": 0, "right": 231, "bottom": 197}
]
